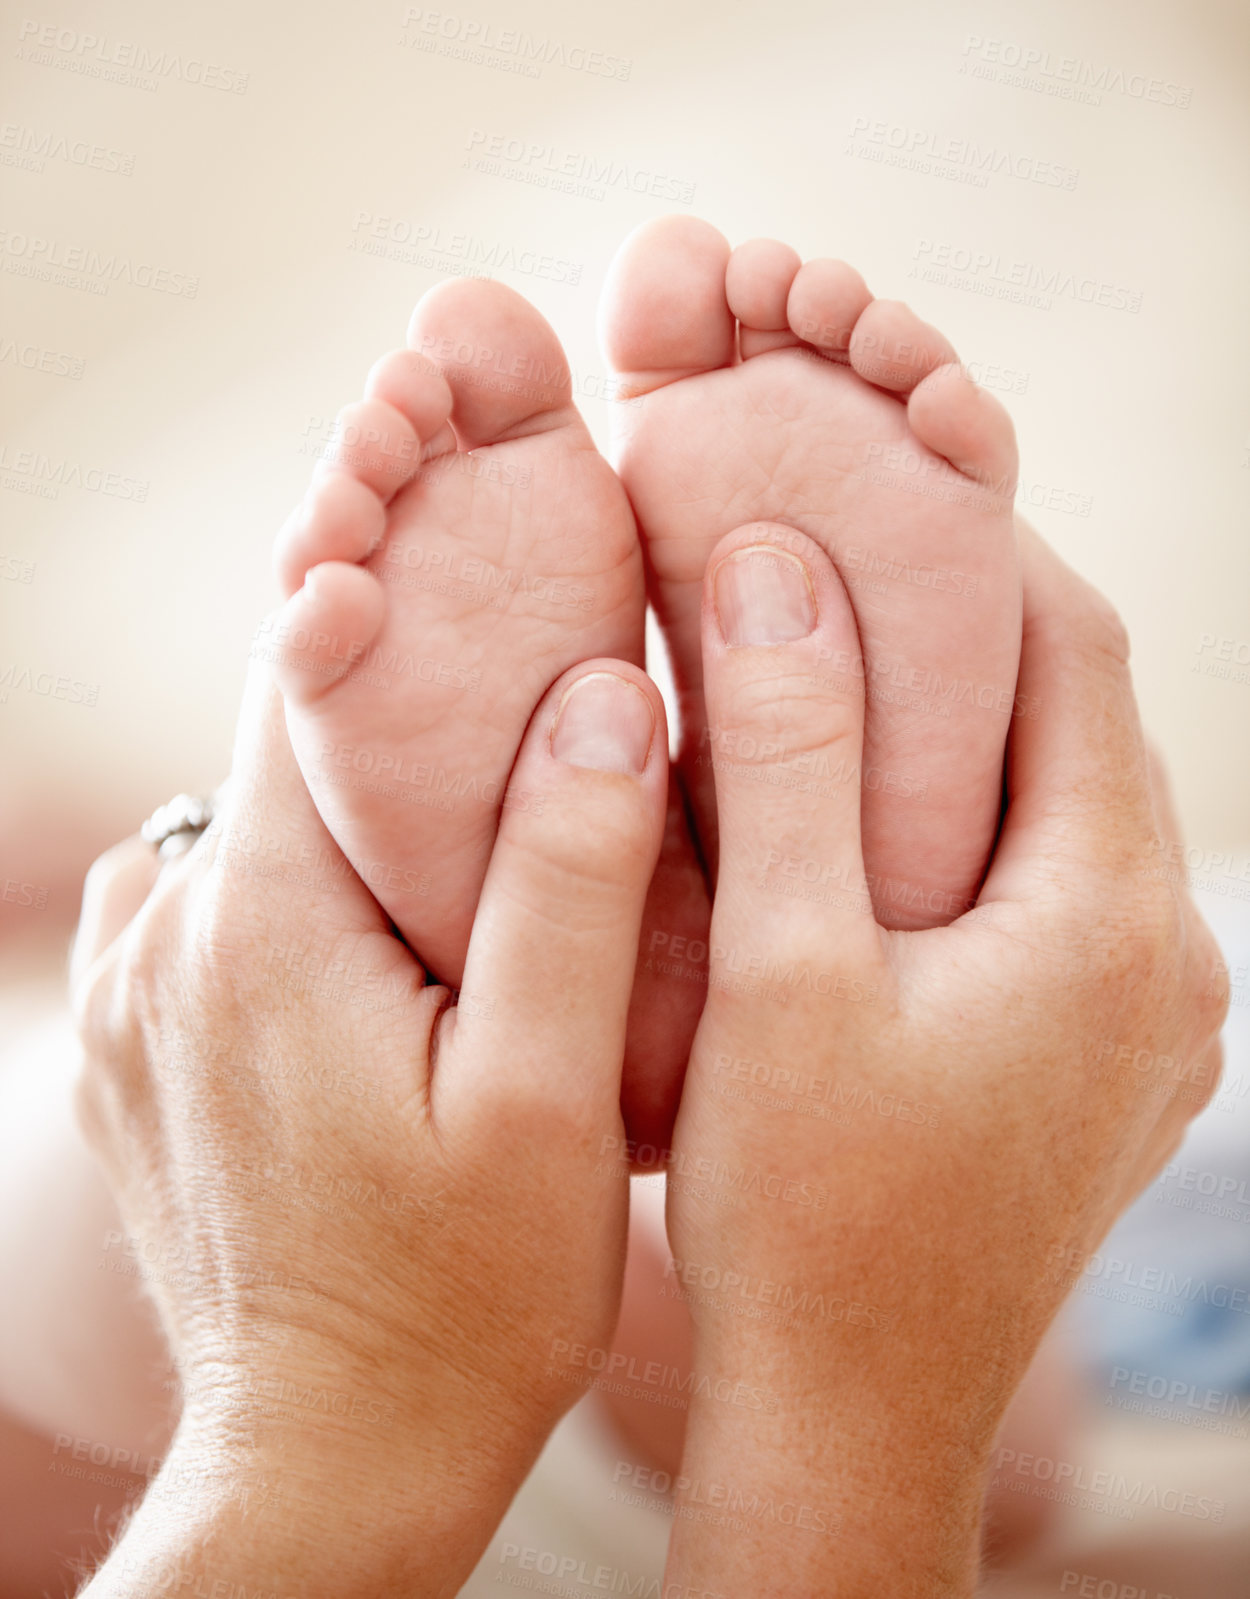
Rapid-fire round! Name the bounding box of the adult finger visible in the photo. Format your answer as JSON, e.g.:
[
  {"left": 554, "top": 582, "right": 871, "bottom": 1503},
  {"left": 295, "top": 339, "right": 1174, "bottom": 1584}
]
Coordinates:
[
  {"left": 982, "top": 521, "right": 1157, "bottom": 901},
  {"left": 698, "top": 522, "right": 881, "bottom": 973},
  {"left": 438, "top": 662, "right": 668, "bottom": 1130},
  {"left": 199, "top": 652, "right": 397, "bottom": 951},
  {"left": 70, "top": 837, "right": 160, "bottom": 988}
]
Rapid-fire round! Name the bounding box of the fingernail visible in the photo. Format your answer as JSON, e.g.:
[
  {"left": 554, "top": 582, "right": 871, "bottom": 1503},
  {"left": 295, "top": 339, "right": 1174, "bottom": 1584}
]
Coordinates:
[
  {"left": 550, "top": 672, "right": 655, "bottom": 775},
  {"left": 714, "top": 545, "right": 817, "bottom": 646}
]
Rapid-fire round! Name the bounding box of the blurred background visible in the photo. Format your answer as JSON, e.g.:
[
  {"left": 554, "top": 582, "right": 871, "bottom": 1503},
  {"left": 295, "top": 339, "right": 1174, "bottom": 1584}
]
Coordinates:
[{"left": 1, "top": 0, "right": 1247, "bottom": 1593}]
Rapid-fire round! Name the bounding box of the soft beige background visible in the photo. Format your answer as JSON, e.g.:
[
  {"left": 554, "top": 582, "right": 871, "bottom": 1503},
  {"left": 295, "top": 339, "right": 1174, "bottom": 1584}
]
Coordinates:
[{"left": 1, "top": 1, "right": 1248, "bottom": 1593}]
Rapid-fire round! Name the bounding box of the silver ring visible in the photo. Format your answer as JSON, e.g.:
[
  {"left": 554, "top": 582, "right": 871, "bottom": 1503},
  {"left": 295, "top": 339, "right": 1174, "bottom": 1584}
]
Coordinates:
[{"left": 141, "top": 790, "right": 219, "bottom": 859}]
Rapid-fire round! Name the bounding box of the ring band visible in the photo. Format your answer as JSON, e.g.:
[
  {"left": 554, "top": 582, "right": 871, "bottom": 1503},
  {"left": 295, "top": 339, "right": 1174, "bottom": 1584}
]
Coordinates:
[{"left": 141, "top": 789, "right": 220, "bottom": 858}]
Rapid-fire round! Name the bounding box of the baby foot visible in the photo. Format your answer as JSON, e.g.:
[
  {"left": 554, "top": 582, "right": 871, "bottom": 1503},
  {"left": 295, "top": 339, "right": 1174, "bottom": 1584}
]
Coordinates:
[
  {"left": 601, "top": 219, "right": 1022, "bottom": 927},
  {"left": 267, "top": 279, "right": 659, "bottom": 1019}
]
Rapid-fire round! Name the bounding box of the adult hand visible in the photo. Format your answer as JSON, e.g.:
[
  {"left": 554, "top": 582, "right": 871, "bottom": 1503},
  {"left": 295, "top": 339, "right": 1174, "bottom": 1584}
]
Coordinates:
[
  {"left": 660, "top": 520, "right": 1227, "bottom": 1596},
  {"left": 71, "top": 654, "right": 668, "bottom": 1598}
]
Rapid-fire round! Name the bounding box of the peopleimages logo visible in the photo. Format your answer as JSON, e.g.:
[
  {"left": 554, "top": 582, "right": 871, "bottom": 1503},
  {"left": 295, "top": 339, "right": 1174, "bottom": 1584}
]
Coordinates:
[
  {"left": 913, "top": 240, "right": 1142, "bottom": 313},
  {"left": 611, "top": 1460, "right": 841, "bottom": 1537},
  {"left": 1061, "top": 1573, "right": 1183, "bottom": 1599},
  {"left": 15, "top": 20, "right": 249, "bottom": 93},
  {"left": 846, "top": 117, "right": 1079, "bottom": 189},
  {"left": 712, "top": 1051, "right": 941, "bottom": 1129},
  {"left": 349, "top": 212, "right": 583, "bottom": 286},
  {"left": 0, "top": 337, "right": 84, "bottom": 379},
  {"left": 993, "top": 1448, "right": 1224, "bottom": 1520},
  {"left": 0, "top": 442, "right": 148, "bottom": 499},
  {"left": 1109, "top": 1366, "right": 1250, "bottom": 1422},
  {"left": 664, "top": 1259, "right": 892, "bottom": 1332},
  {"left": 0, "top": 121, "right": 135, "bottom": 175},
  {"left": 596, "top": 1134, "right": 831, "bottom": 1207},
  {"left": 547, "top": 1338, "right": 779, "bottom": 1414},
  {"left": 0, "top": 663, "right": 99, "bottom": 706},
  {"left": 497, "top": 1545, "right": 722, "bottom": 1599},
  {"left": 1047, "top": 1243, "right": 1250, "bottom": 1314},
  {"left": 959, "top": 36, "right": 1191, "bottom": 109},
  {"left": 465, "top": 130, "right": 695, "bottom": 205},
  {"left": 0, "top": 229, "right": 198, "bottom": 298},
  {"left": 401, "top": 9, "right": 632, "bottom": 80}
]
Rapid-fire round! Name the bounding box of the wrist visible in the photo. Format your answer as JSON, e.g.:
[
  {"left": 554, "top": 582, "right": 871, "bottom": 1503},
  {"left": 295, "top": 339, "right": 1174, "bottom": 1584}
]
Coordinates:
[
  {"left": 82, "top": 1430, "right": 421, "bottom": 1599},
  {"left": 669, "top": 1395, "right": 985, "bottom": 1597},
  {"left": 175, "top": 1319, "right": 558, "bottom": 1514},
  {"left": 663, "top": 1336, "right": 1000, "bottom": 1597},
  {"left": 85, "top": 1349, "right": 550, "bottom": 1599},
  {"left": 675, "top": 1252, "right": 1027, "bottom": 1462}
]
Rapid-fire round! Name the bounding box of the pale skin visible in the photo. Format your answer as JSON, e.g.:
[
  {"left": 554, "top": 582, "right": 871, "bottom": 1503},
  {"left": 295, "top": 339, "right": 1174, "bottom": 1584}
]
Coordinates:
[
  {"left": 271, "top": 219, "right": 1023, "bottom": 1148},
  {"left": 69, "top": 518, "right": 1224, "bottom": 1597},
  {"left": 0, "top": 220, "right": 1031, "bottom": 1583},
  {"left": 659, "top": 519, "right": 1226, "bottom": 1594},
  {"left": 71, "top": 653, "right": 670, "bottom": 1598},
  {"left": 599, "top": 216, "right": 1022, "bottom": 922},
  {"left": 0, "top": 219, "right": 1227, "bottom": 1590}
]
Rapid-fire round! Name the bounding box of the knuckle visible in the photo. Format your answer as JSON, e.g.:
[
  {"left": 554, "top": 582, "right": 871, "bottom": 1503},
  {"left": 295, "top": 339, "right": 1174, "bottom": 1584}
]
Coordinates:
[
  {"left": 707, "top": 918, "right": 875, "bottom": 1016},
  {"left": 504, "top": 806, "right": 650, "bottom": 933},
  {"left": 1077, "top": 588, "right": 1132, "bottom": 668},
  {"left": 482, "top": 1066, "right": 602, "bottom": 1154},
  {"left": 71, "top": 949, "right": 150, "bottom": 1151},
  {"left": 71, "top": 1055, "right": 108, "bottom": 1149},
  {"left": 1086, "top": 884, "right": 1182, "bottom": 1001},
  {"left": 1143, "top": 739, "right": 1171, "bottom": 807},
  {"left": 188, "top": 877, "right": 273, "bottom": 998},
  {"left": 1185, "top": 914, "right": 1231, "bottom": 1044},
  {"left": 1195, "top": 969, "right": 1231, "bottom": 1043},
  {"left": 82, "top": 841, "right": 127, "bottom": 896},
  {"left": 717, "top": 667, "right": 860, "bottom": 762},
  {"left": 70, "top": 958, "right": 111, "bottom": 1047},
  {"left": 1138, "top": 883, "right": 1184, "bottom": 961},
  {"left": 1183, "top": 1039, "right": 1223, "bottom": 1123},
  {"left": 78, "top": 836, "right": 147, "bottom": 917},
  {"left": 1128, "top": 887, "right": 1184, "bottom": 979}
]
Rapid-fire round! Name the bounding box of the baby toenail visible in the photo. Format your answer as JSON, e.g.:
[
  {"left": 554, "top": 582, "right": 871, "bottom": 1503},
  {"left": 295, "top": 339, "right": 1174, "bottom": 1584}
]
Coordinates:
[
  {"left": 550, "top": 672, "right": 655, "bottom": 776},
  {"left": 714, "top": 545, "right": 817, "bottom": 647}
]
